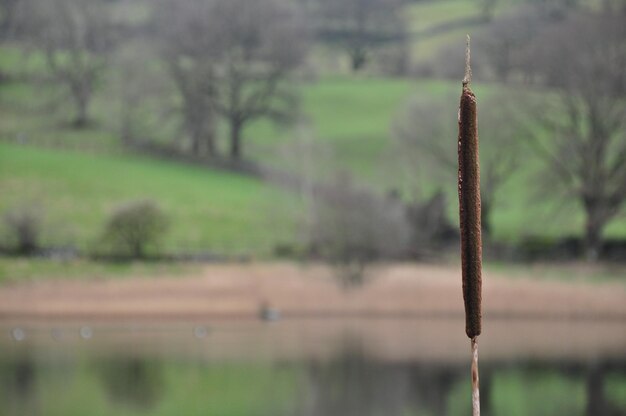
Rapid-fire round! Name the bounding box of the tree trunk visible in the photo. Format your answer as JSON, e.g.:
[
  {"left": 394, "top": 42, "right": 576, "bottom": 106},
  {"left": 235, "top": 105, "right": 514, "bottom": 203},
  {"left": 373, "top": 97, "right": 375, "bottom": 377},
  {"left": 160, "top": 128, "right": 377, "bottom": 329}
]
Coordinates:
[
  {"left": 583, "top": 205, "right": 605, "bottom": 262},
  {"left": 585, "top": 363, "right": 607, "bottom": 416},
  {"left": 350, "top": 47, "right": 367, "bottom": 72},
  {"left": 584, "top": 218, "right": 603, "bottom": 262},
  {"left": 205, "top": 130, "right": 216, "bottom": 158},
  {"left": 229, "top": 119, "right": 242, "bottom": 160},
  {"left": 132, "top": 241, "right": 144, "bottom": 259},
  {"left": 73, "top": 94, "right": 89, "bottom": 128},
  {"left": 190, "top": 131, "right": 202, "bottom": 157}
]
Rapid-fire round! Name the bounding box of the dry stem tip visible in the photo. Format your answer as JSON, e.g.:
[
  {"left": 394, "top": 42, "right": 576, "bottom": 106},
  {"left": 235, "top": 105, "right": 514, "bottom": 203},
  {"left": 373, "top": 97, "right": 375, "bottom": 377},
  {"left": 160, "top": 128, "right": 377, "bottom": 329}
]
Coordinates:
[{"left": 463, "top": 35, "right": 472, "bottom": 86}]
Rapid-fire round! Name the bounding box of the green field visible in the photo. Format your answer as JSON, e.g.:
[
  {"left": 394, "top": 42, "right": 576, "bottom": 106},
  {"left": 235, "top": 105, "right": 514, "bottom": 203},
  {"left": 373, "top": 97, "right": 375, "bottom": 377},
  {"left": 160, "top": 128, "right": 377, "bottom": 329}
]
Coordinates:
[
  {"left": 249, "top": 77, "right": 456, "bottom": 176},
  {"left": 0, "top": 143, "right": 300, "bottom": 256},
  {"left": 2, "top": 74, "right": 626, "bottom": 256}
]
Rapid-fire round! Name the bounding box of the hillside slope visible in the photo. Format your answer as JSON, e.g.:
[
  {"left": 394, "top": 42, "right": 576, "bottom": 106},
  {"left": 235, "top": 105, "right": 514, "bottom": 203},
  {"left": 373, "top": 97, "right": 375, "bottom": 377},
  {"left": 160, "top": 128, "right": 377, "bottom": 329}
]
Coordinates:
[{"left": 0, "top": 143, "right": 299, "bottom": 255}]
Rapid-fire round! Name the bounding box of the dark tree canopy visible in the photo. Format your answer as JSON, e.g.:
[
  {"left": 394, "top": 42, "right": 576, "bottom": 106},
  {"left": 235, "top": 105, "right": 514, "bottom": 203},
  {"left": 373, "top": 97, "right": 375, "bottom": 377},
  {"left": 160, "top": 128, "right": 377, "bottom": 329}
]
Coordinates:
[
  {"left": 18, "top": 0, "right": 115, "bottom": 126},
  {"left": 207, "top": 0, "right": 309, "bottom": 160},
  {"left": 310, "top": 0, "right": 406, "bottom": 71},
  {"left": 155, "top": 0, "right": 308, "bottom": 160},
  {"left": 154, "top": 0, "right": 220, "bottom": 157}
]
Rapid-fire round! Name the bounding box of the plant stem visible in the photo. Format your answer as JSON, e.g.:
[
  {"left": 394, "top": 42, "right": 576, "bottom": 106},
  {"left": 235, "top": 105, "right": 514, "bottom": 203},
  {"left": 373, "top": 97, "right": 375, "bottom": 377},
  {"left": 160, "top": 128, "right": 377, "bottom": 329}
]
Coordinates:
[{"left": 471, "top": 337, "right": 481, "bottom": 416}]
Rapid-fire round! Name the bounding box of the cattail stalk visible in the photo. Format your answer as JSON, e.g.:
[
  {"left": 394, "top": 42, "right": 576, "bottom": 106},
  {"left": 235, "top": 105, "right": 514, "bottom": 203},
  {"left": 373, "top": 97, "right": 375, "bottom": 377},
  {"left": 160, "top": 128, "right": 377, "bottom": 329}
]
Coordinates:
[
  {"left": 458, "top": 35, "right": 482, "bottom": 416},
  {"left": 471, "top": 337, "right": 480, "bottom": 415}
]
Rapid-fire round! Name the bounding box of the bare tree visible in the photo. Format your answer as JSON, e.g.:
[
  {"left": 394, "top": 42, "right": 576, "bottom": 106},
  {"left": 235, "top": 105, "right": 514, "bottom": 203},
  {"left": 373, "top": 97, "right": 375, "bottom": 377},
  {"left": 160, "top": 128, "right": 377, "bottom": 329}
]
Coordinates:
[
  {"left": 476, "top": 7, "right": 545, "bottom": 82},
  {"left": 311, "top": 0, "right": 406, "bottom": 72},
  {"left": 206, "top": 0, "right": 309, "bottom": 160},
  {"left": 522, "top": 13, "right": 626, "bottom": 260},
  {"left": 18, "top": 0, "right": 115, "bottom": 127},
  {"left": 0, "top": 0, "right": 20, "bottom": 40},
  {"left": 108, "top": 41, "right": 166, "bottom": 145},
  {"left": 153, "top": 0, "right": 219, "bottom": 157},
  {"left": 307, "top": 173, "right": 409, "bottom": 287},
  {"left": 392, "top": 93, "right": 523, "bottom": 238},
  {"left": 155, "top": 0, "right": 307, "bottom": 160}
]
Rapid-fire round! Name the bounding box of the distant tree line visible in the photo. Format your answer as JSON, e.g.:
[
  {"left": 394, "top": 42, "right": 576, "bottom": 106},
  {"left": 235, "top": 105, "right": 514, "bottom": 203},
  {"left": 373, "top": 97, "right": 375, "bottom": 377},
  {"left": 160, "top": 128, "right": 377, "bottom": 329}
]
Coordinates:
[
  {"left": 399, "top": 5, "right": 626, "bottom": 260},
  {"left": 3, "top": 0, "right": 413, "bottom": 160},
  {"left": 8, "top": 0, "right": 309, "bottom": 161}
]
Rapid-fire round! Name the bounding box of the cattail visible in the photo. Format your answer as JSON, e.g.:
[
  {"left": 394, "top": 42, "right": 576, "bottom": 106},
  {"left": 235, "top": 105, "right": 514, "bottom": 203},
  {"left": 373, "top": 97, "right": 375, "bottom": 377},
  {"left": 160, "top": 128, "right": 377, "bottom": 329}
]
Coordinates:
[
  {"left": 459, "top": 35, "right": 482, "bottom": 416},
  {"left": 458, "top": 35, "right": 482, "bottom": 340}
]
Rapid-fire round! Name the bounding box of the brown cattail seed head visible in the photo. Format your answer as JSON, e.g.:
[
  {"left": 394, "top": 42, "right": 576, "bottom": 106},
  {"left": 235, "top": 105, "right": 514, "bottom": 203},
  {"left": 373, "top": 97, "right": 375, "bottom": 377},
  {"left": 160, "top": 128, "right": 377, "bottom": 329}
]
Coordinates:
[{"left": 458, "top": 83, "right": 482, "bottom": 339}]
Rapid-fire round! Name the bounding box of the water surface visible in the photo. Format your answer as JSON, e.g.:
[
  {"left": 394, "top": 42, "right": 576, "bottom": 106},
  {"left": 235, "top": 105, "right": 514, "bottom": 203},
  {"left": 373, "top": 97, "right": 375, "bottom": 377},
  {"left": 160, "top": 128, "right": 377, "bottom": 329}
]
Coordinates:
[{"left": 1, "top": 318, "right": 625, "bottom": 415}]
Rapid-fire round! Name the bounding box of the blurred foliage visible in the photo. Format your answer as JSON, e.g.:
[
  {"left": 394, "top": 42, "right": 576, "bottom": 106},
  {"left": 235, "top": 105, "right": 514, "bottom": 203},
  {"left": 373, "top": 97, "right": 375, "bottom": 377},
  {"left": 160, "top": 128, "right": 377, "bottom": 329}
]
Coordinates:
[
  {"left": 1, "top": 202, "right": 44, "bottom": 255},
  {"left": 101, "top": 199, "right": 169, "bottom": 259},
  {"left": 0, "top": 143, "right": 299, "bottom": 256},
  {"left": 0, "top": 0, "right": 625, "bottom": 265}
]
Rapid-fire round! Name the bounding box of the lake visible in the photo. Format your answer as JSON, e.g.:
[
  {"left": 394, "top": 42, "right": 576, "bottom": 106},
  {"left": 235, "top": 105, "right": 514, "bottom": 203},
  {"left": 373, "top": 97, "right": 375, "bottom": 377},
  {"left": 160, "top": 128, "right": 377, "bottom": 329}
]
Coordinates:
[{"left": 1, "top": 317, "right": 625, "bottom": 415}]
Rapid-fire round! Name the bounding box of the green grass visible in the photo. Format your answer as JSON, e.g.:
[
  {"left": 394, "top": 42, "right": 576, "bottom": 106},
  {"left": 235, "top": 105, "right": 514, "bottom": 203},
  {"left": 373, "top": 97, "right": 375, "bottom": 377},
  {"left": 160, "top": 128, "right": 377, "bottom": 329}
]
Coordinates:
[
  {"left": 0, "top": 45, "right": 48, "bottom": 78},
  {"left": 408, "top": 0, "right": 480, "bottom": 34},
  {"left": 0, "top": 257, "right": 201, "bottom": 284},
  {"left": 0, "top": 143, "right": 300, "bottom": 256},
  {"left": 249, "top": 76, "right": 457, "bottom": 178},
  {"left": 405, "top": 0, "right": 506, "bottom": 62}
]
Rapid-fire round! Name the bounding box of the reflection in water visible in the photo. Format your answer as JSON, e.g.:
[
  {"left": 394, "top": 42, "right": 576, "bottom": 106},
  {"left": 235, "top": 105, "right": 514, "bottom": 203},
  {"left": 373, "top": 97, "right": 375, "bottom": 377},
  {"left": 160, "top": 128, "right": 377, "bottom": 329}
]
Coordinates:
[
  {"left": 0, "top": 356, "right": 38, "bottom": 416},
  {"left": 96, "top": 357, "right": 164, "bottom": 409},
  {"left": 292, "top": 340, "right": 461, "bottom": 416},
  {"left": 585, "top": 363, "right": 624, "bottom": 416},
  {"left": 297, "top": 344, "right": 418, "bottom": 416},
  {"left": 292, "top": 348, "right": 626, "bottom": 416},
  {"left": 0, "top": 327, "right": 625, "bottom": 416}
]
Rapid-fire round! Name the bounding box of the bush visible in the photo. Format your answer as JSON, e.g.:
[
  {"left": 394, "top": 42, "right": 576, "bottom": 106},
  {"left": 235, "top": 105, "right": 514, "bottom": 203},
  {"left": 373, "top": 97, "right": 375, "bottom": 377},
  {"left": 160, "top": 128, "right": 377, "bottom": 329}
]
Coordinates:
[
  {"left": 405, "top": 190, "right": 457, "bottom": 258},
  {"left": 307, "top": 174, "right": 410, "bottom": 287},
  {"left": 102, "top": 199, "right": 169, "bottom": 259},
  {"left": 2, "top": 204, "right": 44, "bottom": 255}
]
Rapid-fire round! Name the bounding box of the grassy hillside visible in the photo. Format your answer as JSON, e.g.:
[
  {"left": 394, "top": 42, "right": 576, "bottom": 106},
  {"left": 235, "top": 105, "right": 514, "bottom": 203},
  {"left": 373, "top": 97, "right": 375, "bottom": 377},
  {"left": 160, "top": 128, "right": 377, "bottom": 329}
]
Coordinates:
[
  {"left": 249, "top": 77, "right": 449, "bottom": 176},
  {"left": 1, "top": 0, "right": 624, "bottom": 258},
  {"left": 2, "top": 74, "right": 625, "bottom": 247},
  {"left": 249, "top": 76, "right": 626, "bottom": 242},
  {"left": 0, "top": 143, "right": 300, "bottom": 255}
]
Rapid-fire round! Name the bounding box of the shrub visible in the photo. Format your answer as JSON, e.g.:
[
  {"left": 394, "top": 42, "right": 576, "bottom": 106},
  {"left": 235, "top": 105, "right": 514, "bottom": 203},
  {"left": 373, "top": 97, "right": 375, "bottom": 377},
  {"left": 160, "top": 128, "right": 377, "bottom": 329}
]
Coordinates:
[
  {"left": 2, "top": 204, "right": 44, "bottom": 255},
  {"left": 405, "top": 190, "right": 458, "bottom": 258},
  {"left": 102, "top": 199, "right": 169, "bottom": 259},
  {"left": 307, "top": 174, "right": 410, "bottom": 287}
]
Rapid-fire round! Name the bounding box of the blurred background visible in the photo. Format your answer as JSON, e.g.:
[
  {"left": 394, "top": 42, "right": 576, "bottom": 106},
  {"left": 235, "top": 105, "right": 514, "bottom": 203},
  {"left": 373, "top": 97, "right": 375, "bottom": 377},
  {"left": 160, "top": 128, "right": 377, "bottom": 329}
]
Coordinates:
[{"left": 0, "top": 0, "right": 625, "bottom": 414}]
